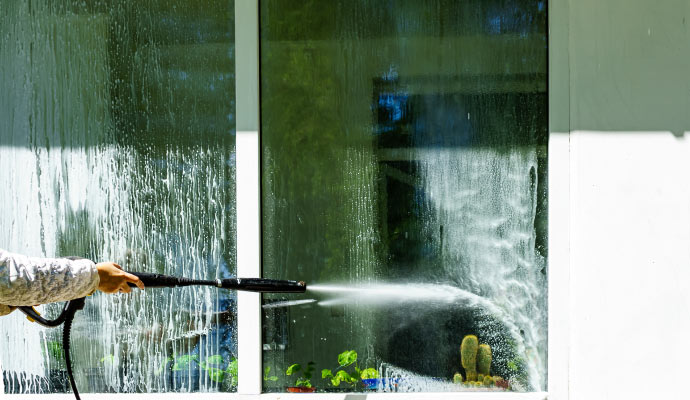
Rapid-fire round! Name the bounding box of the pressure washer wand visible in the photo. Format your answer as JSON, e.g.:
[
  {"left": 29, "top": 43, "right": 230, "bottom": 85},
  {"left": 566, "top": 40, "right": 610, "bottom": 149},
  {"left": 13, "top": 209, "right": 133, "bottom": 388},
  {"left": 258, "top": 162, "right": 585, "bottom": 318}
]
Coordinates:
[
  {"left": 127, "top": 271, "right": 307, "bottom": 293},
  {"left": 18, "top": 271, "right": 306, "bottom": 400}
]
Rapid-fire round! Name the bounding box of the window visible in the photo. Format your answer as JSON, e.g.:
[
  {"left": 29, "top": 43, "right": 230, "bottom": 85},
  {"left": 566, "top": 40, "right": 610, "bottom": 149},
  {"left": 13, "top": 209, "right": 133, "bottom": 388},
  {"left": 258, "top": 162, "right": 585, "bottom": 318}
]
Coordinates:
[
  {"left": 1, "top": 0, "right": 549, "bottom": 396},
  {"left": 0, "top": 0, "right": 236, "bottom": 394},
  {"left": 260, "top": 0, "right": 547, "bottom": 393}
]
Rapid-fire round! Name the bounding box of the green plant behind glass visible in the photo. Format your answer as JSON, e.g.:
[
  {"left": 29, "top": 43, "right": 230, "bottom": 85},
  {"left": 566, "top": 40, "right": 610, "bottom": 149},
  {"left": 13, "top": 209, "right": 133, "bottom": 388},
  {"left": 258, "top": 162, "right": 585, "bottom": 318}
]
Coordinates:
[
  {"left": 155, "top": 354, "right": 238, "bottom": 388},
  {"left": 45, "top": 340, "right": 66, "bottom": 369},
  {"left": 264, "top": 366, "right": 278, "bottom": 382},
  {"left": 286, "top": 361, "right": 315, "bottom": 388},
  {"left": 321, "top": 350, "right": 378, "bottom": 387}
]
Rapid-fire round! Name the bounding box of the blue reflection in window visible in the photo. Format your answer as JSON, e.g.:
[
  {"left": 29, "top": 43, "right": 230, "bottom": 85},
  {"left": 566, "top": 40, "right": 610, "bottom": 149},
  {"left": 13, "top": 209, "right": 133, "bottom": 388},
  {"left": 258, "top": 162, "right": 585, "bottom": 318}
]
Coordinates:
[
  {"left": 484, "top": 0, "right": 544, "bottom": 36},
  {"left": 375, "top": 92, "right": 409, "bottom": 135},
  {"left": 488, "top": 15, "right": 502, "bottom": 35}
]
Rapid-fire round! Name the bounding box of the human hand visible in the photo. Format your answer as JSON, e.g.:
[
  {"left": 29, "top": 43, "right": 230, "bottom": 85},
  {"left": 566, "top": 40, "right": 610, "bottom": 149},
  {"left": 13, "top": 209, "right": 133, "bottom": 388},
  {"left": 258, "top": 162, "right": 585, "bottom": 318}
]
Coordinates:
[
  {"left": 0, "top": 304, "right": 16, "bottom": 316},
  {"left": 96, "top": 262, "right": 145, "bottom": 294}
]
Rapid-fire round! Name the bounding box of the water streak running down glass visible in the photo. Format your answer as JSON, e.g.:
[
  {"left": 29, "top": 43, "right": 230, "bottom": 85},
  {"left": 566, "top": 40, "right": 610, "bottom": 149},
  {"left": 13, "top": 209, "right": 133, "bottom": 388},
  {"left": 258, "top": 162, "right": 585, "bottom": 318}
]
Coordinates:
[
  {"left": 0, "top": 0, "right": 236, "bottom": 394},
  {"left": 261, "top": 0, "right": 547, "bottom": 393}
]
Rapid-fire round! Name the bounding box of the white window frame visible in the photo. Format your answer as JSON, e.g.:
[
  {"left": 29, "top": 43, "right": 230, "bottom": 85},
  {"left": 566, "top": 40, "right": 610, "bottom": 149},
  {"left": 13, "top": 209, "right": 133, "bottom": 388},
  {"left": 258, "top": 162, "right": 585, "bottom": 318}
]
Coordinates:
[
  {"left": 232, "top": 0, "right": 569, "bottom": 399},
  {"left": 5, "top": 1, "right": 569, "bottom": 399}
]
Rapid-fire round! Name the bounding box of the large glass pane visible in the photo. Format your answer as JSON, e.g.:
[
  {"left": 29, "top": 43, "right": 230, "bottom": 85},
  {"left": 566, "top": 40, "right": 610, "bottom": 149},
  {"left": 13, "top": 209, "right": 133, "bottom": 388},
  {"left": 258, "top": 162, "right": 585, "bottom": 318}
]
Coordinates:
[
  {"left": 0, "top": 0, "right": 236, "bottom": 394},
  {"left": 261, "top": 0, "right": 547, "bottom": 393}
]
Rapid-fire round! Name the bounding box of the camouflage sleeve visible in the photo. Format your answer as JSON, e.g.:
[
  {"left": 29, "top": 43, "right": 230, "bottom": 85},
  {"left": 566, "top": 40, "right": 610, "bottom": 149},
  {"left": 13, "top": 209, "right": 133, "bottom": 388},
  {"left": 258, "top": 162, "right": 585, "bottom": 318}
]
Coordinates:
[{"left": 0, "top": 248, "right": 100, "bottom": 307}]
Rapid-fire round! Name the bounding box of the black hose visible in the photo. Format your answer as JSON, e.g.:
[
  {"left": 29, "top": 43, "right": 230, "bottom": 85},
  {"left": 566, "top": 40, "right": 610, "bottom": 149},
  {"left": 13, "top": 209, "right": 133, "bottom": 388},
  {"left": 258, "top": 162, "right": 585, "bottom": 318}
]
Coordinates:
[
  {"left": 62, "top": 298, "right": 86, "bottom": 400},
  {"left": 18, "top": 302, "right": 71, "bottom": 327},
  {"left": 63, "top": 310, "right": 80, "bottom": 400}
]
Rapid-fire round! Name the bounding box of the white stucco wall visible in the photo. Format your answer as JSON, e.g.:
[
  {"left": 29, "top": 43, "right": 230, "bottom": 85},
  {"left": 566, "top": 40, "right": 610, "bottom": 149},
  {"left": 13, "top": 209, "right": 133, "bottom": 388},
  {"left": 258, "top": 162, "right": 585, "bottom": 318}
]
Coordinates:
[{"left": 554, "top": 0, "right": 690, "bottom": 399}]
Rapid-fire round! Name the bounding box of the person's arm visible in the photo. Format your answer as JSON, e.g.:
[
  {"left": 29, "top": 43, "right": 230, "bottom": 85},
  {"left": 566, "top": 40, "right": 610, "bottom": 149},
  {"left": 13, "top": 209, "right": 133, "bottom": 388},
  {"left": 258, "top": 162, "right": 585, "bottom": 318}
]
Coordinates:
[{"left": 0, "top": 249, "right": 143, "bottom": 312}]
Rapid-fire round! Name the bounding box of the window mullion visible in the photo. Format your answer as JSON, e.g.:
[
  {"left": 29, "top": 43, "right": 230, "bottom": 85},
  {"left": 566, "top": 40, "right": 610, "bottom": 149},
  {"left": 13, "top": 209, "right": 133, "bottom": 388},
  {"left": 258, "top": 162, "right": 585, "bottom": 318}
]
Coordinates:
[{"left": 235, "top": 0, "right": 262, "bottom": 395}]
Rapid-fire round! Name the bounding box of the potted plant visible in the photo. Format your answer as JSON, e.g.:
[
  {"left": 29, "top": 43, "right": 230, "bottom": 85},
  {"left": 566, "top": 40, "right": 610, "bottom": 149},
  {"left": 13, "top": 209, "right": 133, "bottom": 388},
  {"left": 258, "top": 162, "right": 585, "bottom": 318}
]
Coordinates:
[
  {"left": 286, "top": 361, "right": 316, "bottom": 392},
  {"left": 359, "top": 367, "right": 386, "bottom": 390},
  {"left": 321, "top": 350, "right": 379, "bottom": 390}
]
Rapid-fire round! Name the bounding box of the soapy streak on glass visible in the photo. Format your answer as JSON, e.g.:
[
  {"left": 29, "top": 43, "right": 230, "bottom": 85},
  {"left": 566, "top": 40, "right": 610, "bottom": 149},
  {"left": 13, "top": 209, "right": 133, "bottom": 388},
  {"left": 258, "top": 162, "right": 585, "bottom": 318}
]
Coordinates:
[{"left": 0, "top": 0, "right": 236, "bottom": 394}]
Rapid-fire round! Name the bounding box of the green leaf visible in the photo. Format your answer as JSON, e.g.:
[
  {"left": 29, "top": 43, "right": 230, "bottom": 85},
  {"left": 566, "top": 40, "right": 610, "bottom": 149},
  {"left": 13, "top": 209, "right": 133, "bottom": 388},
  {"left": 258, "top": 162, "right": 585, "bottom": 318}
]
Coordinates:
[
  {"left": 226, "top": 358, "right": 238, "bottom": 375},
  {"left": 296, "top": 377, "right": 312, "bottom": 388},
  {"left": 286, "top": 363, "right": 301, "bottom": 376},
  {"left": 207, "top": 367, "right": 225, "bottom": 382},
  {"left": 322, "top": 369, "right": 333, "bottom": 379},
  {"left": 338, "top": 350, "right": 357, "bottom": 367},
  {"left": 360, "top": 368, "right": 378, "bottom": 379},
  {"left": 226, "top": 358, "right": 238, "bottom": 387},
  {"left": 100, "top": 354, "right": 115, "bottom": 364},
  {"left": 48, "top": 342, "right": 63, "bottom": 359},
  {"left": 336, "top": 370, "right": 357, "bottom": 385},
  {"left": 172, "top": 355, "right": 199, "bottom": 371},
  {"left": 264, "top": 366, "right": 279, "bottom": 382},
  {"left": 205, "top": 355, "right": 224, "bottom": 366}
]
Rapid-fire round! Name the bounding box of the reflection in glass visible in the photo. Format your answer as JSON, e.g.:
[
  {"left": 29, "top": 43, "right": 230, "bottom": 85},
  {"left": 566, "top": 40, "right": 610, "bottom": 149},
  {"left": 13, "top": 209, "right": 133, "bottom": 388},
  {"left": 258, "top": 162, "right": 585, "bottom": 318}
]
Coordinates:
[
  {"left": 261, "top": 0, "right": 547, "bottom": 393},
  {"left": 0, "top": 0, "right": 236, "bottom": 394}
]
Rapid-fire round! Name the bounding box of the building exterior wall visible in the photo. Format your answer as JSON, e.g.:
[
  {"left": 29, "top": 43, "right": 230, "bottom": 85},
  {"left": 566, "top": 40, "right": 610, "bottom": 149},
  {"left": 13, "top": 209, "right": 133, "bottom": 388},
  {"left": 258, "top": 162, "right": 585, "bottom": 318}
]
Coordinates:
[{"left": 559, "top": 0, "right": 690, "bottom": 398}]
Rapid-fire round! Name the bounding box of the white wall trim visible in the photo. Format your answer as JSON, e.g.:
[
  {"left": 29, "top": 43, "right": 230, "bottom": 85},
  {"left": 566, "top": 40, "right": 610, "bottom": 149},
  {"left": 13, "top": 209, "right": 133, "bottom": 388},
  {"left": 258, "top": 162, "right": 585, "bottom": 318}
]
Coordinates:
[
  {"left": 547, "top": 132, "right": 570, "bottom": 400},
  {"left": 236, "top": 130, "right": 262, "bottom": 395}
]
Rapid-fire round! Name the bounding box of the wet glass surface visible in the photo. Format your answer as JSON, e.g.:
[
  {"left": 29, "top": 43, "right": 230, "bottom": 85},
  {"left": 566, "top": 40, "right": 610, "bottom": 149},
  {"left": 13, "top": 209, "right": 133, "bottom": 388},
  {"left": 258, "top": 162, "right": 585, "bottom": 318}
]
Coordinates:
[
  {"left": 0, "top": 0, "right": 236, "bottom": 393},
  {"left": 261, "top": 0, "right": 547, "bottom": 393}
]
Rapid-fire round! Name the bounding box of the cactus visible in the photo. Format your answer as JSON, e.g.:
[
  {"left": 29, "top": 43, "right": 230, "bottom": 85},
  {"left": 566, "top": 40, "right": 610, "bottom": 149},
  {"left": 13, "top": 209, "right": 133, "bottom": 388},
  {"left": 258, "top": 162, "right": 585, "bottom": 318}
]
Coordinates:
[
  {"left": 483, "top": 375, "right": 494, "bottom": 387},
  {"left": 477, "top": 344, "right": 492, "bottom": 376},
  {"left": 453, "top": 372, "right": 463, "bottom": 384},
  {"left": 460, "top": 335, "right": 479, "bottom": 382}
]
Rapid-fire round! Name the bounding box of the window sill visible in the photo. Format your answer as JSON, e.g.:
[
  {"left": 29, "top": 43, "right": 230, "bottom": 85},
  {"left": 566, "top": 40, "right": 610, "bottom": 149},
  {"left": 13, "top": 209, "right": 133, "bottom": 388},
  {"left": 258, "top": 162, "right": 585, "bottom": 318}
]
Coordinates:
[{"left": 6, "top": 391, "right": 548, "bottom": 400}]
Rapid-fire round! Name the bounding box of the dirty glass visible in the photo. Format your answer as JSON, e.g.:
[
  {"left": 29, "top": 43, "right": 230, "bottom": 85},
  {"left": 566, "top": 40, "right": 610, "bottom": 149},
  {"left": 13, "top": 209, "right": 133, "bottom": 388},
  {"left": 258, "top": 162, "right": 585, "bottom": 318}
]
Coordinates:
[
  {"left": 261, "top": 0, "right": 547, "bottom": 393},
  {"left": 0, "top": 0, "right": 236, "bottom": 394}
]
